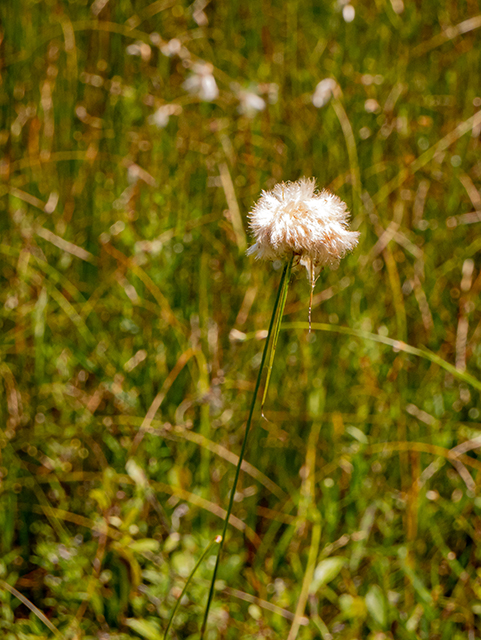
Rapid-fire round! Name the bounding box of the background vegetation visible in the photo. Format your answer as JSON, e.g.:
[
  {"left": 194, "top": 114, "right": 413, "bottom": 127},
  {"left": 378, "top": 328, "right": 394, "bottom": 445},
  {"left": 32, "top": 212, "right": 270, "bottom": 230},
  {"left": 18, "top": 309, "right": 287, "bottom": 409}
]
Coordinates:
[{"left": 2, "top": 0, "right": 481, "bottom": 638}]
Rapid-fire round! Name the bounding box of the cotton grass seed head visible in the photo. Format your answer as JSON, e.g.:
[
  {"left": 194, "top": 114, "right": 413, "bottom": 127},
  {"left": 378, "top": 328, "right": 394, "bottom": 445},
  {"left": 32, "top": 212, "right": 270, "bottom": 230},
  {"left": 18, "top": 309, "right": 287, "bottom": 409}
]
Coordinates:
[{"left": 247, "top": 177, "right": 359, "bottom": 284}]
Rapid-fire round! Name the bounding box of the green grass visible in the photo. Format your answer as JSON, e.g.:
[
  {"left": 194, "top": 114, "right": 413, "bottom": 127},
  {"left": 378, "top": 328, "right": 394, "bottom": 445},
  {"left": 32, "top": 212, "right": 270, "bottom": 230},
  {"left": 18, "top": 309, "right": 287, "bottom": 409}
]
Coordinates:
[{"left": 2, "top": 1, "right": 481, "bottom": 638}]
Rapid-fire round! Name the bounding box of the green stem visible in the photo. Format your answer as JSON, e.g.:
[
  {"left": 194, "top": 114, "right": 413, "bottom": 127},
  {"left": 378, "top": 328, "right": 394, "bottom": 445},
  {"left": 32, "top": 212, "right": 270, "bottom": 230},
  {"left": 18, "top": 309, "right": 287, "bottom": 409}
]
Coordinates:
[
  {"left": 164, "top": 535, "right": 222, "bottom": 639},
  {"left": 200, "top": 256, "right": 294, "bottom": 638}
]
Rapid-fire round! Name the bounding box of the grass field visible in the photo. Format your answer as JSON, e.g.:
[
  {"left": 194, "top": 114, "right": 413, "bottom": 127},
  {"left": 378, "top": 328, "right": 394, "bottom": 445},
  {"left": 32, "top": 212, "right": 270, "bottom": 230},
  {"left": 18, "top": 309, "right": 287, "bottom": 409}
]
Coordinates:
[{"left": 2, "top": 1, "right": 481, "bottom": 638}]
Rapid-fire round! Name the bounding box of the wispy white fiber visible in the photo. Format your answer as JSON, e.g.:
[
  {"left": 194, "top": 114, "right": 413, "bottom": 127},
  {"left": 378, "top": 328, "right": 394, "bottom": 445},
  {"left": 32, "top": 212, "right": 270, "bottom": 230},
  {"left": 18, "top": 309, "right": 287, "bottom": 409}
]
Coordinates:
[{"left": 247, "top": 177, "right": 359, "bottom": 283}]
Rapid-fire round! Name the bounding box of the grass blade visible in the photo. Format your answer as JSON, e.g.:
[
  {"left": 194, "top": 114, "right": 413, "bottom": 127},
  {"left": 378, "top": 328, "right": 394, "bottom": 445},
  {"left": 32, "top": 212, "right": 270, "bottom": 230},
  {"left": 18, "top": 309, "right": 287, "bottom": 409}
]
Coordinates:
[
  {"left": 0, "top": 580, "right": 62, "bottom": 639},
  {"left": 260, "top": 257, "right": 294, "bottom": 417}
]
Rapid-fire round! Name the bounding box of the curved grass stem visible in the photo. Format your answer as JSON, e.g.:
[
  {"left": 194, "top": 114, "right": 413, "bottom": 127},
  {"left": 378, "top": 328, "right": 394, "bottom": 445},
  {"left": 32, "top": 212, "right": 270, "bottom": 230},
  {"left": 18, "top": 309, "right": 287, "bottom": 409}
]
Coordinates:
[
  {"left": 0, "top": 580, "right": 62, "bottom": 639},
  {"left": 200, "top": 256, "right": 294, "bottom": 638}
]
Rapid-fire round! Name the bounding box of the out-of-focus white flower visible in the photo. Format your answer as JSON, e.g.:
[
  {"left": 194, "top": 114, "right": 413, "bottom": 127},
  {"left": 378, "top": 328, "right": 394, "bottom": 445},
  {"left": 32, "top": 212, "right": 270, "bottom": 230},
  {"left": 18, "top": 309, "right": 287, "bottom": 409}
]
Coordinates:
[
  {"left": 126, "top": 41, "right": 151, "bottom": 61},
  {"left": 157, "top": 36, "right": 190, "bottom": 60},
  {"left": 192, "top": 0, "right": 209, "bottom": 25},
  {"left": 364, "top": 99, "right": 381, "bottom": 113},
  {"left": 183, "top": 62, "right": 218, "bottom": 102},
  {"left": 160, "top": 38, "right": 182, "bottom": 57},
  {"left": 342, "top": 4, "right": 355, "bottom": 22},
  {"left": 127, "top": 165, "right": 140, "bottom": 184},
  {"left": 148, "top": 104, "right": 182, "bottom": 128},
  {"left": 312, "top": 78, "right": 338, "bottom": 108},
  {"left": 193, "top": 8, "right": 208, "bottom": 25},
  {"left": 390, "top": 0, "right": 404, "bottom": 14},
  {"left": 247, "top": 178, "right": 359, "bottom": 283},
  {"left": 126, "top": 163, "right": 157, "bottom": 186},
  {"left": 238, "top": 91, "right": 266, "bottom": 116}
]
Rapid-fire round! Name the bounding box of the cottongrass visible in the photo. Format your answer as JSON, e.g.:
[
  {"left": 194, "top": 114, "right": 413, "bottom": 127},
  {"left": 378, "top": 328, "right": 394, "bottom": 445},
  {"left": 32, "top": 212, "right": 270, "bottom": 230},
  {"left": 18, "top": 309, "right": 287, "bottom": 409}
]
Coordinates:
[
  {"left": 247, "top": 177, "right": 359, "bottom": 285},
  {"left": 247, "top": 177, "right": 359, "bottom": 329},
  {"left": 199, "top": 178, "right": 359, "bottom": 637}
]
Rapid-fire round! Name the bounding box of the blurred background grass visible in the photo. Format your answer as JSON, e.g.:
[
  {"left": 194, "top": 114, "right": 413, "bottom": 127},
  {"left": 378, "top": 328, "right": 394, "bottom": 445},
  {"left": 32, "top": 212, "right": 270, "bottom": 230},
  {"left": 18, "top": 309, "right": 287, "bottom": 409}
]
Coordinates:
[{"left": 2, "top": 0, "right": 481, "bottom": 638}]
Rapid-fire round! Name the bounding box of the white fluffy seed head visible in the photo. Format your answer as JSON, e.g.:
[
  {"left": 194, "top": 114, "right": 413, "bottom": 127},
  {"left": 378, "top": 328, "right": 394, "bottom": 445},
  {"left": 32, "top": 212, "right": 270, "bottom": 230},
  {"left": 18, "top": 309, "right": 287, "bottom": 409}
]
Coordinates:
[{"left": 247, "top": 177, "right": 359, "bottom": 282}]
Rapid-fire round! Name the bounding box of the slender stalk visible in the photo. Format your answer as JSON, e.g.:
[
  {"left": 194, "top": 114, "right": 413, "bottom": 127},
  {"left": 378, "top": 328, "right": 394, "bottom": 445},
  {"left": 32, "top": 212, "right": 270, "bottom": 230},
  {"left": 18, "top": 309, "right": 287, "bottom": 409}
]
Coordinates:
[
  {"left": 287, "top": 513, "right": 322, "bottom": 640},
  {"left": 200, "top": 256, "right": 294, "bottom": 638},
  {"left": 260, "top": 257, "right": 294, "bottom": 416},
  {"left": 164, "top": 535, "right": 222, "bottom": 639}
]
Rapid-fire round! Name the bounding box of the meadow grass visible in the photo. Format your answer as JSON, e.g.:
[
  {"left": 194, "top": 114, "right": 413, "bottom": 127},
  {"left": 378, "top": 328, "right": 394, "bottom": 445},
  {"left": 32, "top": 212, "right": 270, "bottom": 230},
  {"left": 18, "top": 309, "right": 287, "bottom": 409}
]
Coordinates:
[{"left": 1, "top": 1, "right": 481, "bottom": 638}]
